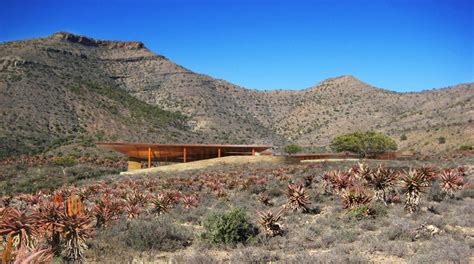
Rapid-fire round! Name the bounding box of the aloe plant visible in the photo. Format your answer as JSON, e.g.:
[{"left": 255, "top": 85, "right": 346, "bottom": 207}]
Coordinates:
[
  {"left": 400, "top": 169, "right": 433, "bottom": 213},
  {"left": 0, "top": 208, "right": 39, "bottom": 249},
  {"left": 56, "top": 193, "right": 93, "bottom": 261},
  {"left": 92, "top": 194, "right": 123, "bottom": 227},
  {"left": 340, "top": 185, "right": 372, "bottom": 210},
  {"left": 439, "top": 169, "right": 466, "bottom": 198},
  {"left": 283, "top": 183, "right": 310, "bottom": 212},
  {"left": 150, "top": 194, "right": 171, "bottom": 215},
  {"left": 181, "top": 194, "right": 198, "bottom": 209},
  {"left": 257, "top": 192, "right": 272, "bottom": 206},
  {"left": 364, "top": 164, "right": 399, "bottom": 204},
  {"left": 257, "top": 209, "right": 284, "bottom": 237}
]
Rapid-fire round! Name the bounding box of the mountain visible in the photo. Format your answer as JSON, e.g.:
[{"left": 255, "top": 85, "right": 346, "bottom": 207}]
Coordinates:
[{"left": 0, "top": 32, "right": 473, "bottom": 158}]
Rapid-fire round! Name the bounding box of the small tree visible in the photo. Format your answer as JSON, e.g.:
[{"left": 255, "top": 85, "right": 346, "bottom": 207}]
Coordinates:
[
  {"left": 284, "top": 144, "right": 302, "bottom": 154},
  {"left": 330, "top": 131, "right": 397, "bottom": 157}
]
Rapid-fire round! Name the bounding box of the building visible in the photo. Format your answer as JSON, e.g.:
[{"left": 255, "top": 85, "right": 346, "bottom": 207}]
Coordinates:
[{"left": 96, "top": 142, "right": 272, "bottom": 171}]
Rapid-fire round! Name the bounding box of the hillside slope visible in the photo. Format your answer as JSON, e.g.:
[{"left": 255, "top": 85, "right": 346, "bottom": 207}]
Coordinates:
[{"left": 1, "top": 32, "right": 473, "bottom": 157}]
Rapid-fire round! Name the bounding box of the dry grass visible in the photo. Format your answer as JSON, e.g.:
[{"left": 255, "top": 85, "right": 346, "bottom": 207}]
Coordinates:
[{"left": 1, "top": 155, "right": 473, "bottom": 263}]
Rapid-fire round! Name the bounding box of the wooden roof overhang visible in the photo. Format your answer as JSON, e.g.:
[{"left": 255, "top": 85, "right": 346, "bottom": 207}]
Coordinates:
[{"left": 96, "top": 142, "right": 272, "bottom": 162}]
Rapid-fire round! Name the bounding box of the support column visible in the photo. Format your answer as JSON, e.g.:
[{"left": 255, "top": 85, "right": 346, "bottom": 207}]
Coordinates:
[
  {"left": 148, "top": 147, "right": 151, "bottom": 169},
  {"left": 252, "top": 148, "right": 255, "bottom": 156},
  {"left": 183, "top": 146, "right": 187, "bottom": 163},
  {"left": 218, "top": 146, "right": 221, "bottom": 159}
]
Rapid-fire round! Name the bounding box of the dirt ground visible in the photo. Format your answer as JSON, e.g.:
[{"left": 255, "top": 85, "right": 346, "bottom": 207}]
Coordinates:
[{"left": 121, "top": 156, "right": 287, "bottom": 175}]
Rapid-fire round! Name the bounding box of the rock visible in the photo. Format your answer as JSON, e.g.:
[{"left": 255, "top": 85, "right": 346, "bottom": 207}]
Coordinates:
[{"left": 51, "top": 32, "right": 144, "bottom": 49}]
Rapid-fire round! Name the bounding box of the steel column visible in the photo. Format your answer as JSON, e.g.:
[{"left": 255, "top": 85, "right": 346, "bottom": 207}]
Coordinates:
[
  {"left": 183, "top": 146, "right": 187, "bottom": 163},
  {"left": 148, "top": 147, "right": 151, "bottom": 169}
]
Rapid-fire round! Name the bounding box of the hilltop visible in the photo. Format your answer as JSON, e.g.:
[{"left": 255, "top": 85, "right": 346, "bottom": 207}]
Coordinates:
[{"left": 0, "top": 32, "right": 473, "bottom": 158}]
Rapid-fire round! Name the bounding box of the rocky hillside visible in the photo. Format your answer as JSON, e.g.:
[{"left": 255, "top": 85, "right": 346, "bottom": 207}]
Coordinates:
[{"left": 0, "top": 32, "right": 472, "bottom": 157}]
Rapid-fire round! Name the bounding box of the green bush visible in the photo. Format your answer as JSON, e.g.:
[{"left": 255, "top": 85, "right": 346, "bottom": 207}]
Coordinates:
[
  {"left": 52, "top": 155, "right": 77, "bottom": 167},
  {"left": 459, "top": 144, "right": 473, "bottom": 151},
  {"left": 330, "top": 131, "right": 397, "bottom": 156},
  {"left": 437, "top": 137, "right": 446, "bottom": 144},
  {"left": 200, "top": 208, "right": 258, "bottom": 246},
  {"left": 284, "top": 144, "right": 303, "bottom": 154},
  {"left": 400, "top": 134, "right": 407, "bottom": 141}
]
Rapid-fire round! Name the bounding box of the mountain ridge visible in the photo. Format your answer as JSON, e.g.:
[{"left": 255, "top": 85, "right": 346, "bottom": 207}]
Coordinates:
[{"left": 0, "top": 32, "right": 472, "bottom": 157}]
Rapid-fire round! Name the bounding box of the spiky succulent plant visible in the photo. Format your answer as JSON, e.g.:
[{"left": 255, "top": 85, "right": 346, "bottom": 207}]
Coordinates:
[
  {"left": 0, "top": 208, "right": 39, "bottom": 249},
  {"left": 322, "top": 170, "right": 353, "bottom": 194},
  {"left": 328, "top": 170, "right": 354, "bottom": 194},
  {"left": 56, "top": 193, "right": 93, "bottom": 261},
  {"left": 349, "top": 162, "right": 371, "bottom": 180},
  {"left": 36, "top": 193, "right": 63, "bottom": 256},
  {"left": 181, "top": 195, "right": 198, "bottom": 209},
  {"left": 150, "top": 194, "right": 171, "bottom": 215},
  {"left": 92, "top": 194, "right": 123, "bottom": 227},
  {"left": 257, "top": 192, "right": 272, "bottom": 206},
  {"left": 257, "top": 209, "right": 284, "bottom": 237},
  {"left": 417, "top": 165, "right": 438, "bottom": 181},
  {"left": 340, "top": 185, "right": 372, "bottom": 210},
  {"left": 439, "top": 169, "right": 466, "bottom": 198},
  {"left": 364, "top": 164, "right": 399, "bottom": 204},
  {"left": 283, "top": 183, "right": 310, "bottom": 212},
  {"left": 400, "top": 169, "right": 432, "bottom": 213}
]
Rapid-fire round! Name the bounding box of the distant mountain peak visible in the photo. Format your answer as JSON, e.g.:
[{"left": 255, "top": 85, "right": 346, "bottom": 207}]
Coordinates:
[
  {"left": 326, "top": 75, "right": 362, "bottom": 83},
  {"left": 50, "top": 32, "right": 145, "bottom": 50}
]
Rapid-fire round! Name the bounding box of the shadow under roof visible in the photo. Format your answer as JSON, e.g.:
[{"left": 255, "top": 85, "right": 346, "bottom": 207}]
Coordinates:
[{"left": 96, "top": 142, "right": 272, "bottom": 162}]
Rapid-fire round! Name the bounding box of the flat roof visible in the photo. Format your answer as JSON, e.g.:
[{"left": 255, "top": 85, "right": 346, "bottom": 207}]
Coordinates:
[{"left": 96, "top": 142, "right": 272, "bottom": 162}]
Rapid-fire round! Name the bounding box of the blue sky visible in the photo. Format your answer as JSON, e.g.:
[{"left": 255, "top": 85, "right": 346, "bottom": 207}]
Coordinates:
[{"left": 1, "top": 0, "right": 472, "bottom": 92}]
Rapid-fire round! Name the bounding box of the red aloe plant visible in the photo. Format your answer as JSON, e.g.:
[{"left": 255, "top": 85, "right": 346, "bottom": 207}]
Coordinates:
[
  {"left": 400, "top": 169, "right": 433, "bottom": 213},
  {"left": 439, "top": 169, "right": 466, "bottom": 198},
  {"left": 0, "top": 208, "right": 39, "bottom": 249},
  {"left": 181, "top": 195, "right": 198, "bottom": 209},
  {"left": 330, "top": 171, "right": 354, "bottom": 194},
  {"left": 283, "top": 183, "right": 311, "bottom": 212},
  {"left": 340, "top": 185, "right": 373, "bottom": 210},
  {"left": 36, "top": 192, "right": 63, "bottom": 256},
  {"left": 257, "top": 209, "right": 284, "bottom": 237},
  {"left": 257, "top": 192, "right": 272, "bottom": 206},
  {"left": 150, "top": 193, "right": 171, "bottom": 215},
  {"left": 92, "top": 194, "right": 124, "bottom": 227},
  {"left": 56, "top": 192, "right": 93, "bottom": 261},
  {"left": 364, "top": 164, "right": 399, "bottom": 204}
]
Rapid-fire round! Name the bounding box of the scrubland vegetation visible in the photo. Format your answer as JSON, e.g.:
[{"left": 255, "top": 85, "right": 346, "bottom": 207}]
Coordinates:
[{"left": 0, "top": 157, "right": 472, "bottom": 263}]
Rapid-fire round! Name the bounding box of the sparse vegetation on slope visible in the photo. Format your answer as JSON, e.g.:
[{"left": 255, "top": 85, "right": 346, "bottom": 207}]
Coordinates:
[{"left": 1, "top": 32, "right": 473, "bottom": 158}]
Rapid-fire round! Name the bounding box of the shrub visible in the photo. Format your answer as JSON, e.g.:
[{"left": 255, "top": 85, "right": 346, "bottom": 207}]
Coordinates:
[
  {"left": 437, "top": 136, "right": 446, "bottom": 144},
  {"left": 330, "top": 131, "right": 397, "bottom": 156},
  {"left": 200, "top": 208, "right": 258, "bottom": 246},
  {"left": 400, "top": 134, "right": 408, "bottom": 141},
  {"left": 52, "top": 156, "right": 77, "bottom": 167},
  {"left": 459, "top": 144, "right": 473, "bottom": 151},
  {"left": 283, "top": 144, "right": 302, "bottom": 154},
  {"left": 122, "top": 216, "right": 191, "bottom": 251}
]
